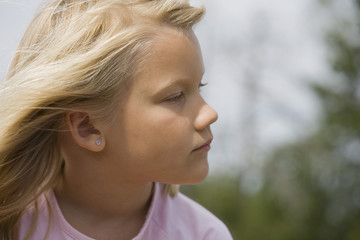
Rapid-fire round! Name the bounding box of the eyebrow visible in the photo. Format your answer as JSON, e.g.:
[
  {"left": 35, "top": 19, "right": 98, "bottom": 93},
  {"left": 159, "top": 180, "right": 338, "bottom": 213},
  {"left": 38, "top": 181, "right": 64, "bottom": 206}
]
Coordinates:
[
  {"left": 146, "top": 71, "right": 205, "bottom": 98},
  {"left": 149, "top": 77, "right": 190, "bottom": 96}
]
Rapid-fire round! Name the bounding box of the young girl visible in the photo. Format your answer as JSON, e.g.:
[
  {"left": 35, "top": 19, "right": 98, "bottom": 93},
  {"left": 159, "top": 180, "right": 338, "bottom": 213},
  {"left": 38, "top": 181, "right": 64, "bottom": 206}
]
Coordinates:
[{"left": 0, "top": 0, "right": 232, "bottom": 239}]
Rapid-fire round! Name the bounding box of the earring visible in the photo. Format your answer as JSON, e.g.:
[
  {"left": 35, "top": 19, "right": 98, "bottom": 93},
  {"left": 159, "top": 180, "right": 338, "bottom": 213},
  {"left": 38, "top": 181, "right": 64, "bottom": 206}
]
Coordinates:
[{"left": 95, "top": 140, "right": 101, "bottom": 146}]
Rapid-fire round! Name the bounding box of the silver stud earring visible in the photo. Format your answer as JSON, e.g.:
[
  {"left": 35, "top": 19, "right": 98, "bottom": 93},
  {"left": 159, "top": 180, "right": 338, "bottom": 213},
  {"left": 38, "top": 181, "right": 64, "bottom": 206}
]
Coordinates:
[{"left": 95, "top": 140, "right": 101, "bottom": 146}]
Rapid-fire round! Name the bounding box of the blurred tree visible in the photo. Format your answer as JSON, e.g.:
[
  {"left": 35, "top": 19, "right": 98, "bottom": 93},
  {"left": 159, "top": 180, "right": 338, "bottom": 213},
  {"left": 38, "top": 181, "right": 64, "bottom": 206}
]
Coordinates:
[
  {"left": 183, "top": 0, "right": 360, "bottom": 239},
  {"left": 261, "top": 0, "right": 360, "bottom": 239}
]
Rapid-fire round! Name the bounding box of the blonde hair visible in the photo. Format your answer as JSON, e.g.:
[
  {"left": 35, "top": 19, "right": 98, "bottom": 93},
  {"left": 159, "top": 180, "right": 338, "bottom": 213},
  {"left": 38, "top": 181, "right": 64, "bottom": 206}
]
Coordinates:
[{"left": 0, "top": 0, "right": 204, "bottom": 238}]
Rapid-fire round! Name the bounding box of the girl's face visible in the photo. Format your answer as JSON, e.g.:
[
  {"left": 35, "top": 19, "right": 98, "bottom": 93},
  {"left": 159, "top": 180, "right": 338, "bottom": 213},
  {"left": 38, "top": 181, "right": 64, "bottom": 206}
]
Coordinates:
[{"left": 102, "top": 30, "right": 218, "bottom": 185}]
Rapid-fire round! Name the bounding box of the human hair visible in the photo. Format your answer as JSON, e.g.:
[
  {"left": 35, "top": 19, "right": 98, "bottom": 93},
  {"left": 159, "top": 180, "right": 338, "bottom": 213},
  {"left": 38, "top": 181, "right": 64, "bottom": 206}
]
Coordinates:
[{"left": 0, "top": 0, "right": 205, "bottom": 238}]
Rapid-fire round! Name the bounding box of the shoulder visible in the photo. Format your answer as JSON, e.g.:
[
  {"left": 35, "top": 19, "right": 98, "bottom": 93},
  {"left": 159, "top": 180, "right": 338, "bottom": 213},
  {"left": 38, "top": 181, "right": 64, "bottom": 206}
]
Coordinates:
[
  {"left": 174, "top": 192, "right": 233, "bottom": 239},
  {"left": 150, "top": 183, "right": 233, "bottom": 240},
  {"left": 18, "top": 193, "right": 51, "bottom": 240},
  {"left": 17, "top": 190, "right": 93, "bottom": 240}
]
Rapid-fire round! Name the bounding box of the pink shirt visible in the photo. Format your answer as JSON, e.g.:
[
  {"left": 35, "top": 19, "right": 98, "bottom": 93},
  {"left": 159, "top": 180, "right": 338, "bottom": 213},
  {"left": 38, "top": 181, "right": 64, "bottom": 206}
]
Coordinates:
[{"left": 18, "top": 183, "right": 233, "bottom": 239}]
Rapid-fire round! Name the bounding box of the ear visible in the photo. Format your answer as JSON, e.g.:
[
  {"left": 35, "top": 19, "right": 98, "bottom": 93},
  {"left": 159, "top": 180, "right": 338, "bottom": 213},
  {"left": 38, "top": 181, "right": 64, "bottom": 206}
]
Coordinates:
[{"left": 65, "top": 111, "right": 105, "bottom": 152}]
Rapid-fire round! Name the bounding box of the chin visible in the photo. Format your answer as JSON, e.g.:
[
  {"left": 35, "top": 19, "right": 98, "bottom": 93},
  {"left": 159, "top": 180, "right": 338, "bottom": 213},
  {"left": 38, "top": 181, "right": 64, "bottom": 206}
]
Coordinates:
[{"left": 179, "top": 162, "right": 209, "bottom": 185}]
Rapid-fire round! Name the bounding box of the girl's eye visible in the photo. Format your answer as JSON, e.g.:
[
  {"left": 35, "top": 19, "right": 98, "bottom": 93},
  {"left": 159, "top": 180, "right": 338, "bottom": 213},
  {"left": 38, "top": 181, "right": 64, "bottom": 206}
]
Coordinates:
[
  {"left": 165, "top": 92, "right": 185, "bottom": 103},
  {"left": 198, "top": 82, "right": 207, "bottom": 91}
]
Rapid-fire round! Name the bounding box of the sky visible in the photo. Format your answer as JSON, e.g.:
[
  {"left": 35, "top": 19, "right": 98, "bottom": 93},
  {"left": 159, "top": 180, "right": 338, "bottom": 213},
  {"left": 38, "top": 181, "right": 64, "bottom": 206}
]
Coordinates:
[
  {"left": 192, "top": 0, "right": 331, "bottom": 174},
  {"left": 0, "top": 0, "right": 332, "bottom": 174}
]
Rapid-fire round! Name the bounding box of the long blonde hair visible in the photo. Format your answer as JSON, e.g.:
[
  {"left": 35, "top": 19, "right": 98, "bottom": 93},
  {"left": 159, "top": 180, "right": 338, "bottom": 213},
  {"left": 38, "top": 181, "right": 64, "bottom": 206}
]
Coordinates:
[{"left": 0, "top": 0, "right": 204, "bottom": 238}]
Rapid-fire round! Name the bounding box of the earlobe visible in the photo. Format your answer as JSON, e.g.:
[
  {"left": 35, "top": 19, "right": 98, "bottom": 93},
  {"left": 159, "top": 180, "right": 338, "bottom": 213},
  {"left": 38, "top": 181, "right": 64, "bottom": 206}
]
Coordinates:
[{"left": 65, "top": 111, "right": 105, "bottom": 152}]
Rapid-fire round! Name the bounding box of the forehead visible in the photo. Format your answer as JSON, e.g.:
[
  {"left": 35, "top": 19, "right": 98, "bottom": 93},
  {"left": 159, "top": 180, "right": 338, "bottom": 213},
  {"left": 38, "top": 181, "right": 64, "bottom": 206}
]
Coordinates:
[
  {"left": 151, "top": 28, "right": 201, "bottom": 59},
  {"left": 132, "top": 29, "right": 204, "bottom": 88}
]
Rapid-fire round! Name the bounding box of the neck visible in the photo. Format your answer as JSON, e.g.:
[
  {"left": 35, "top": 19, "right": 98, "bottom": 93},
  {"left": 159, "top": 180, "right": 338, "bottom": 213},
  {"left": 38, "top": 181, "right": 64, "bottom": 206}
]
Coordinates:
[{"left": 54, "top": 171, "right": 153, "bottom": 239}]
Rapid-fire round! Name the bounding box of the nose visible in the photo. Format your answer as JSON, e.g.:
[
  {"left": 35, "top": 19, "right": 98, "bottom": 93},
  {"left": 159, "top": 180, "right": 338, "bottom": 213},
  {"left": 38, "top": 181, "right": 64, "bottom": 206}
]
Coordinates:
[{"left": 194, "top": 100, "right": 218, "bottom": 131}]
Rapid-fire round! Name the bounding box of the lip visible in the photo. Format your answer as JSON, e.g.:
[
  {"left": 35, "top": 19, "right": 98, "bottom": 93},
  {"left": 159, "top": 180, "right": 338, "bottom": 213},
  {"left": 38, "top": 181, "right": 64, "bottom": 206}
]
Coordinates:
[{"left": 193, "top": 138, "right": 213, "bottom": 152}]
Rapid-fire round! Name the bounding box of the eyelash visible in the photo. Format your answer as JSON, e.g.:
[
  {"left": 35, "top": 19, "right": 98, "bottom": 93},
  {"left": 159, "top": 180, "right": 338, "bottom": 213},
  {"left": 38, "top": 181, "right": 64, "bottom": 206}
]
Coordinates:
[
  {"left": 198, "top": 82, "right": 207, "bottom": 91},
  {"left": 165, "top": 82, "right": 207, "bottom": 103},
  {"left": 166, "top": 92, "right": 185, "bottom": 103}
]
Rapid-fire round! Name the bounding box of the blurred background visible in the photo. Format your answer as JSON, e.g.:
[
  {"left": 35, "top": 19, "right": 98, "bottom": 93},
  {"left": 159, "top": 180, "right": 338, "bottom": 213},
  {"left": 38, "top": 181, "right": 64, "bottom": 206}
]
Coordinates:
[{"left": 1, "top": 0, "right": 360, "bottom": 239}]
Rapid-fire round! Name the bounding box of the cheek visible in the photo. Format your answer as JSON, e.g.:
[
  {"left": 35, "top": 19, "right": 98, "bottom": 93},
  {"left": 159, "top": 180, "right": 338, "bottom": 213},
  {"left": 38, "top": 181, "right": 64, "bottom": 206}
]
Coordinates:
[{"left": 126, "top": 110, "right": 192, "bottom": 160}]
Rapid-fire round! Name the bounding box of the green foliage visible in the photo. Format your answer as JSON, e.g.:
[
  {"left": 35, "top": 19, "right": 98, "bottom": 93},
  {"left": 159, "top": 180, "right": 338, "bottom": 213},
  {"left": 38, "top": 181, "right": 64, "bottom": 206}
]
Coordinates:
[{"left": 182, "top": 174, "right": 314, "bottom": 240}]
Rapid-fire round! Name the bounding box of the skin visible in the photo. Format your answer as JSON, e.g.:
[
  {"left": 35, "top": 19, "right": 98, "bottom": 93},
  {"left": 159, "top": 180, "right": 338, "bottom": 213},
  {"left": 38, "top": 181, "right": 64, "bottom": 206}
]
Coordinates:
[{"left": 55, "top": 28, "right": 218, "bottom": 240}]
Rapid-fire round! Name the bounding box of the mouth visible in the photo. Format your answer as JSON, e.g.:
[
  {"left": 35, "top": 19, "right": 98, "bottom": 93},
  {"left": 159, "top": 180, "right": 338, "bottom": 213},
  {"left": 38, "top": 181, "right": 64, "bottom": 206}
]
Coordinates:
[{"left": 192, "top": 138, "right": 213, "bottom": 152}]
